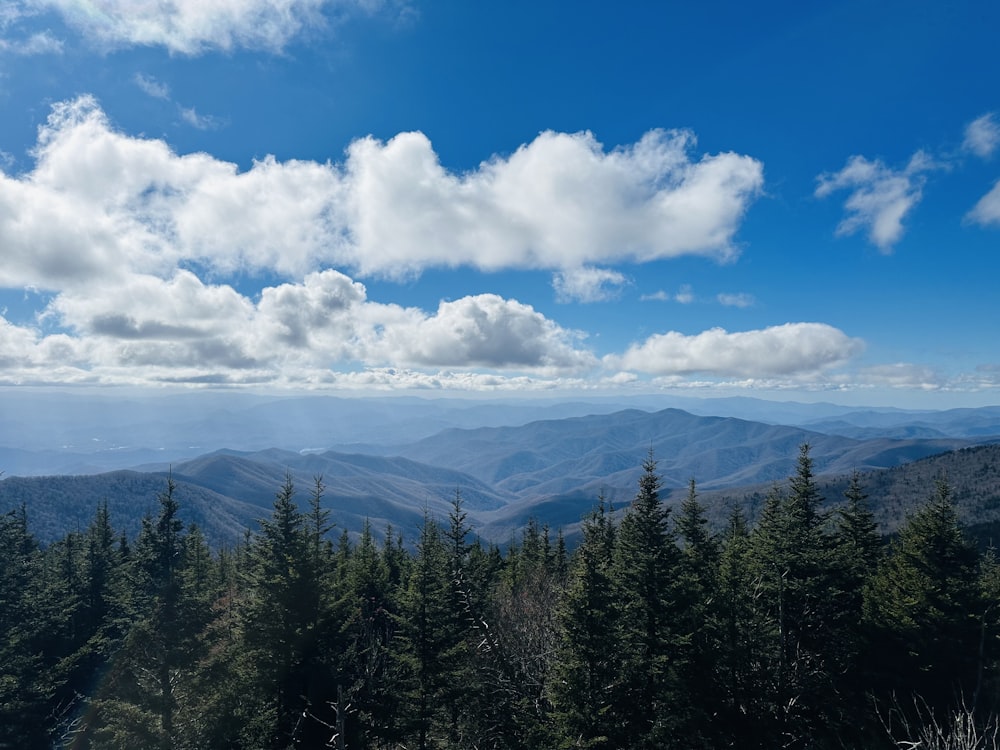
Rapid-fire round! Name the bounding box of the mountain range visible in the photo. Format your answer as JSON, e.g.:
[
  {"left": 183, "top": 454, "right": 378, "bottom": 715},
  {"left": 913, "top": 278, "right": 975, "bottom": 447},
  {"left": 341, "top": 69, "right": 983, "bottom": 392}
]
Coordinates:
[{"left": 3, "top": 397, "right": 1000, "bottom": 546}]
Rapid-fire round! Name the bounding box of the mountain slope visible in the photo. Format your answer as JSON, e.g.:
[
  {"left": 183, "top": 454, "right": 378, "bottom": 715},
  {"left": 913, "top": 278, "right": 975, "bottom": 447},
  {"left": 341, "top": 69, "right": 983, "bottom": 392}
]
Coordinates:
[
  {"left": 3, "top": 407, "right": 993, "bottom": 547},
  {"left": 0, "top": 471, "right": 261, "bottom": 546},
  {"left": 388, "top": 408, "right": 974, "bottom": 498}
]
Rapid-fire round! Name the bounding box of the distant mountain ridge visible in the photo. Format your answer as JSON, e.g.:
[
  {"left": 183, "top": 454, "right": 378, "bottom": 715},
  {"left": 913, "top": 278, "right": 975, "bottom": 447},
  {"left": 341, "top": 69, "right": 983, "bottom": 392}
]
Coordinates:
[
  {"left": 383, "top": 408, "right": 977, "bottom": 498},
  {"left": 4, "top": 405, "right": 997, "bottom": 546},
  {"left": 5, "top": 390, "right": 994, "bottom": 478}
]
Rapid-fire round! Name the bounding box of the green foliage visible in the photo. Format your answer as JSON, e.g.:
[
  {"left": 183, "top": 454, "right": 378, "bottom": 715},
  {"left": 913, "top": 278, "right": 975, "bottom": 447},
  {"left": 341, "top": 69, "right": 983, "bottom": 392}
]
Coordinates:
[
  {"left": 550, "top": 498, "right": 619, "bottom": 749},
  {"left": 7, "top": 446, "right": 1000, "bottom": 749},
  {"left": 609, "top": 451, "right": 683, "bottom": 749},
  {"left": 864, "top": 480, "right": 985, "bottom": 717}
]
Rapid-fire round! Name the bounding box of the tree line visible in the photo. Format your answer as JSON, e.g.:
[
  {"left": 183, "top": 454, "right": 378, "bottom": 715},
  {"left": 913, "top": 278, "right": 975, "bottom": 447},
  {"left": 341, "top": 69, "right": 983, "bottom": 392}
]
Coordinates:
[{"left": 3, "top": 444, "right": 1000, "bottom": 749}]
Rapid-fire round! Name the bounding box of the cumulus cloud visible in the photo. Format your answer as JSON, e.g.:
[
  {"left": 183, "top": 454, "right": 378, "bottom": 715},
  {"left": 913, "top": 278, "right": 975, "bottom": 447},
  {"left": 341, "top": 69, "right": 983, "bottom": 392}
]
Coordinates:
[
  {"left": 963, "top": 113, "right": 1000, "bottom": 159},
  {"left": 0, "top": 96, "right": 782, "bottom": 389},
  {"left": 966, "top": 180, "right": 1000, "bottom": 227},
  {"left": 8, "top": 268, "right": 595, "bottom": 385},
  {"left": 612, "top": 323, "right": 863, "bottom": 378},
  {"left": 816, "top": 151, "right": 935, "bottom": 251},
  {"left": 344, "top": 128, "right": 762, "bottom": 276},
  {"left": 552, "top": 267, "right": 628, "bottom": 303},
  {"left": 1, "top": 97, "right": 763, "bottom": 288},
  {"left": 20, "top": 0, "right": 385, "bottom": 54},
  {"left": 377, "top": 295, "right": 596, "bottom": 373}
]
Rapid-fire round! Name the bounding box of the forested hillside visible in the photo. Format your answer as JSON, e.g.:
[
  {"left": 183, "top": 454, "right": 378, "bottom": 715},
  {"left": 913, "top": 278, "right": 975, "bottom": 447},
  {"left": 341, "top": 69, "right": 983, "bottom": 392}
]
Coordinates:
[
  {"left": 4, "top": 446, "right": 1000, "bottom": 749},
  {"left": 4, "top": 406, "right": 996, "bottom": 547}
]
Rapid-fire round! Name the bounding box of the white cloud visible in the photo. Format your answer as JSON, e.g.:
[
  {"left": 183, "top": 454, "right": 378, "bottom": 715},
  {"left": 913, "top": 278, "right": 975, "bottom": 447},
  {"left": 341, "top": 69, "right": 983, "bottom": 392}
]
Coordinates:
[
  {"left": 717, "top": 292, "right": 754, "bottom": 308},
  {"left": 966, "top": 179, "right": 1000, "bottom": 227},
  {"left": 858, "top": 363, "right": 944, "bottom": 390},
  {"left": 0, "top": 96, "right": 783, "bottom": 389},
  {"left": 640, "top": 290, "right": 670, "bottom": 302},
  {"left": 25, "top": 0, "right": 334, "bottom": 54},
  {"left": 16, "top": 268, "right": 596, "bottom": 384},
  {"left": 0, "top": 5, "right": 27, "bottom": 28},
  {"left": 377, "top": 294, "right": 596, "bottom": 374},
  {"left": 0, "top": 29, "right": 63, "bottom": 54},
  {"left": 179, "top": 105, "right": 222, "bottom": 130},
  {"left": 963, "top": 113, "right": 1000, "bottom": 159},
  {"left": 612, "top": 323, "right": 864, "bottom": 378},
  {"left": 344, "top": 128, "right": 762, "bottom": 276},
  {"left": 134, "top": 72, "right": 170, "bottom": 99},
  {"left": 1, "top": 97, "right": 764, "bottom": 289},
  {"left": 552, "top": 267, "right": 628, "bottom": 303},
  {"left": 641, "top": 284, "right": 694, "bottom": 303},
  {"left": 815, "top": 151, "right": 935, "bottom": 251}
]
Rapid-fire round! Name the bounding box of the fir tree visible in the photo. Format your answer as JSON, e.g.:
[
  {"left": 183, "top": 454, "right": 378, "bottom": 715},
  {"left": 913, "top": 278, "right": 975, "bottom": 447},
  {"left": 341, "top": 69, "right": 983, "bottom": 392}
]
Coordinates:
[
  {"left": 550, "top": 499, "right": 619, "bottom": 749},
  {"left": 396, "top": 513, "right": 457, "bottom": 749},
  {"left": 748, "top": 445, "right": 849, "bottom": 747},
  {"left": 240, "top": 473, "right": 337, "bottom": 749},
  {"left": 673, "top": 478, "right": 721, "bottom": 747},
  {"left": 609, "top": 451, "right": 681, "bottom": 749},
  {"left": 0, "top": 506, "right": 50, "bottom": 748},
  {"left": 864, "top": 479, "right": 984, "bottom": 718}
]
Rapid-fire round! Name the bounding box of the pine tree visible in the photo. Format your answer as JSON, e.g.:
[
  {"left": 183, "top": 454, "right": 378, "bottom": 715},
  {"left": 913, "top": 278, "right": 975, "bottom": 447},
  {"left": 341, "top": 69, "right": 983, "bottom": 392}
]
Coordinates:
[
  {"left": 748, "top": 445, "right": 847, "bottom": 747},
  {"left": 715, "top": 504, "right": 771, "bottom": 746},
  {"left": 88, "top": 479, "right": 212, "bottom": 750},
  {"left": 550, "top": 499, "right": 619, "bottom": 749},
  {"left": 864, "top": 479, "right": 984, "bottom": 718},
  {"left": 673, "top": 478, "right": 721, "bottom": 747},
  {"left": 0, "top": 506, "right": 51, "bottom": 748},
  {"left": 338, "top": 520, "right": 402, "bottom": 747},
  {"left": 396, "top": 513, "right": 457, "bottom": 749},
  {"left": 240, "top": 473, "right": 333, "bottom": 749},
  {"left": 609, "top": 451, "right": 681, "bottom": 749},
  {"left": 830, "top": 471, "right": 883, "bottom": 740}
]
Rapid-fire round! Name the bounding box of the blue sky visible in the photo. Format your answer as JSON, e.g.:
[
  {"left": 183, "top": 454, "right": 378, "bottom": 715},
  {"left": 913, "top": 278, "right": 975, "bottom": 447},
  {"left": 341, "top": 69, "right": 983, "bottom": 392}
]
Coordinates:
[{"left": 0, "top": 0, "right": 998, "bottom": 408}]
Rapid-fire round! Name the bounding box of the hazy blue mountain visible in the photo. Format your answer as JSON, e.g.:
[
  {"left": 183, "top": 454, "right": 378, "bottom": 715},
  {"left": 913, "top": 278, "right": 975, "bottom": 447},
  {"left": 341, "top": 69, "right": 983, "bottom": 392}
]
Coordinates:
[
  {"left": 0, "top": 448, "right": 511, "bottom": 545},
  {"left": 166, "top": 448, "right": 512, "bottom": 512},
  {"left": 0, "top": 470, "right": 261, "bottom": 547},
  {"left": 0, "top": 390, "right": 659, "bottom": 474},
  {"left": 4, "top": 400, "right": 997, "bottom": 546},
  {"left": 5, "top": 389, "right": 973, "bottom": 477},
  {"left": 385, "top": 408, "right": 974, "bottom": 499},
  {"left": 802, "top": 406, "right": 1000, "bottom": 439}
]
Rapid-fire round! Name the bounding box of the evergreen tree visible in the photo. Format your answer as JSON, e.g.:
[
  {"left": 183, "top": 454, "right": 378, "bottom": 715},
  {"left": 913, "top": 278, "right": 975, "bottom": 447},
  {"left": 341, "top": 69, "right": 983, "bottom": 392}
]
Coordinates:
[
  {"left": 0, "top": 506, "right": 51, "bottom": 749},
  {"left": 239, "top": 473, "right": 336, "bottom": 749},
  {"left": 338, "top": 519, "right": 402, "bottom": 747},
  {"left": 673, "top": 478, "right": 721, "bottom": 747},
  {"left": 550, "top": 499, "right": 619, "bottom": 749},
  {"left": 748, "top": 445, "right": 849, "bottom": 747},
  {"left": 609, "top": 451, "right": 681, "bottom": 749},
  {"left": 396, "top": 513, "right": 458, "bottom": 749},
  {"left": 715, "top": 504, "right": 772, "bottom": 746},
  {"left": 88, "top": 479, "right": 212, "bottom": 750},
  {"left": 835, "top": 471, "right": 882, "bottom": 578},
  {"left": 831, "top": 471, "right": 883, "bottom": 740},
  {"left": 864, "top": 480, "right": 984, "bottom": 718}
]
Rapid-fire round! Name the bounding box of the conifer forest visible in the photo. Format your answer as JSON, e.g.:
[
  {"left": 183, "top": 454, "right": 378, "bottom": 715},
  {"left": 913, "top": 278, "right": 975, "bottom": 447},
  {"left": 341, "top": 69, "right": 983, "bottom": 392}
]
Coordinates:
[{"left": 5, "top": 445, "right": 1000, "bottom": 750}]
